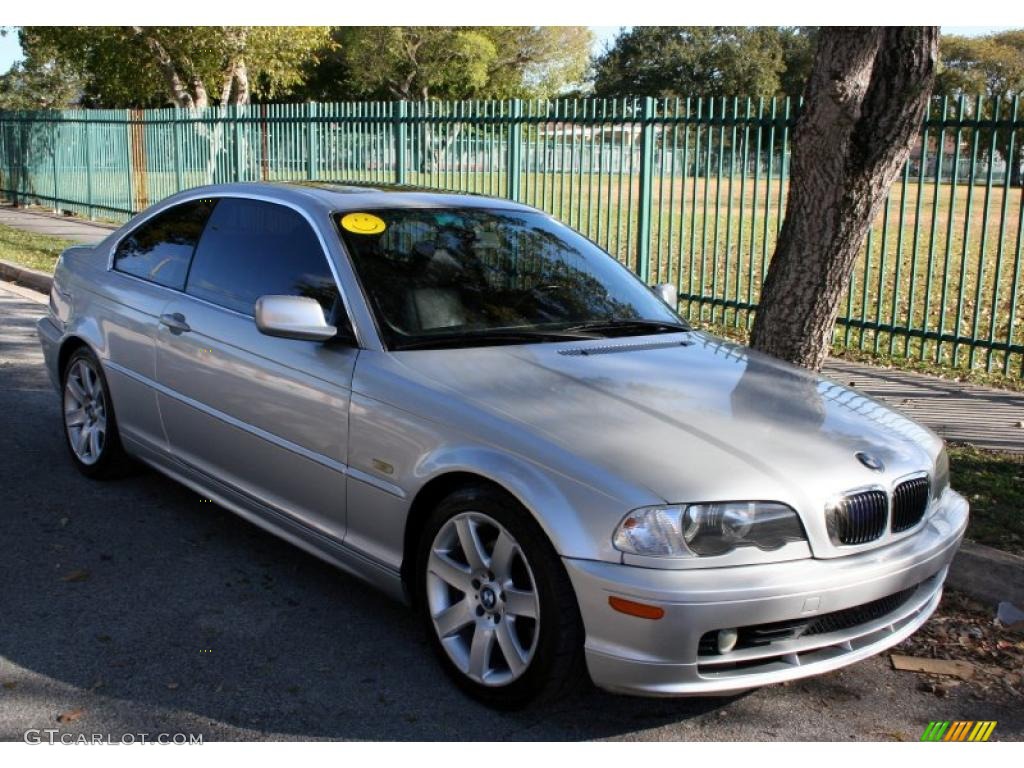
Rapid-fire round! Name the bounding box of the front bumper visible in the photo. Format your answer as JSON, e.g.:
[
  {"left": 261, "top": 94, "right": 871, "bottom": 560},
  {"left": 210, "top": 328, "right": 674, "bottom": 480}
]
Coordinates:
[
  {"left": 564, "top": 489, "right": 968, "bottom": 697},
  {"left": 37, "top": 315, "right": 62, "bottom": 392}
]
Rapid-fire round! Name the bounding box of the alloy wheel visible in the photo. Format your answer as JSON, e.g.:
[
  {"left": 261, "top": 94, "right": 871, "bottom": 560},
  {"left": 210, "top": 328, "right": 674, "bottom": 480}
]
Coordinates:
[
  {"left": 63, "top": 358, "right": 108, "bottom": 466},
  {"left": 425, "top": 512, "right": 542, "bottom": 687}
]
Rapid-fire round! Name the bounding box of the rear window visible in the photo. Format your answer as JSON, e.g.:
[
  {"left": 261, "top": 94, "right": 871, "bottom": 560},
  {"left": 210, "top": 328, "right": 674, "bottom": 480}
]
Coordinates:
[{"left": 113, "top": 199, "right": 216, "bottom": 290}]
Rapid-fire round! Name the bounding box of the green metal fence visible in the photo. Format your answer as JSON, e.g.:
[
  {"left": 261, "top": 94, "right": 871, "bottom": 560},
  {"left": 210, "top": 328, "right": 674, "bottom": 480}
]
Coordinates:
[{"left": 1, "top": 96, "right": 1023, "bottom": 377}]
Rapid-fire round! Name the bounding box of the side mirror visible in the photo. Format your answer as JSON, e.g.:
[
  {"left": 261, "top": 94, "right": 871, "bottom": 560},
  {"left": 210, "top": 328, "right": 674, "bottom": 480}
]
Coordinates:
[
  {"left": 254, "top": 295, "right": 337, "bottom": 341},
  {"left": 652, "top": 282, "right": 679, "bottom": 310}
]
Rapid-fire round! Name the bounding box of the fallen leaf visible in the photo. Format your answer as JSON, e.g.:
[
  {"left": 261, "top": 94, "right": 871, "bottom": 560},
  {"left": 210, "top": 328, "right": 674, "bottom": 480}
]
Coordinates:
[
  {"left": 61, "top": 569, "right": 90, "bottom": 583},
  {"left": 56, "top": 707, "right": 85, "bottom": 723},
  {"left": 891, "top": 653, "right": 975, "bottom": 679}
]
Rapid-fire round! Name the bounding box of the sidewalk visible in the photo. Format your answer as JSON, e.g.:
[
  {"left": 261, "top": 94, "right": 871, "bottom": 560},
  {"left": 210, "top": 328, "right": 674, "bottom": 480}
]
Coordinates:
[
  {"left": 0, "top": 203, "right": 1021, "bottom": 453},
  {"left": 823, "top": 358, "right": 1024, "bottom": 454},
  {"left": 0, "top": 203, "right": 116, "bottom": 244}
]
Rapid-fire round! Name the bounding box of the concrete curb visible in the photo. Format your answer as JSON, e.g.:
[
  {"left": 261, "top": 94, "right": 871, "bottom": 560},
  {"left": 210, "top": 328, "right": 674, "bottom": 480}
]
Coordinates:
[
  {"left": 0, "top": 260, "right": 54, "bottom": 295},
  {"left": 947, "top": 540, "right": 1024, "bottom": 607}
]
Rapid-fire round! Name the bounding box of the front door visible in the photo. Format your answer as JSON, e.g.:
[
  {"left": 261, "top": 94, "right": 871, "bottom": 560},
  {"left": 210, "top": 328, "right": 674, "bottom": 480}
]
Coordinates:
[{"left": 154, "top": 196, "right": 357, "bottom": 540}]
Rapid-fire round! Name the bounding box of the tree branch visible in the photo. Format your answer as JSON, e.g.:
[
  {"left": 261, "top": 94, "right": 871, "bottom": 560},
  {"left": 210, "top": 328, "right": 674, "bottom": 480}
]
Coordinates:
[{"left": 129, "top": 26, "right": 194, "bottom": 109}]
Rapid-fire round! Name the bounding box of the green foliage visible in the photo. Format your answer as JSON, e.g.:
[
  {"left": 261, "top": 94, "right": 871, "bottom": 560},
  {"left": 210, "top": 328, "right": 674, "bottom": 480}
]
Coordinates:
[
  {"left": 592, "top": 26, "right": 815, "bottom": 99},
  {"left": 776, "top": 27, "right": 817, "bottom": 98},
  {"left": 937, "top": 31, "right": 1024, "bottom": 99},
  {"left": 0, "top": 59, "right": 83, "bottom": 110},
  {"left": 935, "top": 29, "right": 1024, "bottom": 186},
  {"left": 296, "top": 26, "right": 592, "bottom": 101},
  {"left": 17, "top": 26, "right": 333, "bottom": 108}
]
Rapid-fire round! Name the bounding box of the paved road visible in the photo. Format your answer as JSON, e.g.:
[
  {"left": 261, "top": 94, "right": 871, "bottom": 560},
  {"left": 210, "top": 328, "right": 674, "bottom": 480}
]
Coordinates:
[{"left": 1, "top": 283, "right": 1021, "bottom": 741}]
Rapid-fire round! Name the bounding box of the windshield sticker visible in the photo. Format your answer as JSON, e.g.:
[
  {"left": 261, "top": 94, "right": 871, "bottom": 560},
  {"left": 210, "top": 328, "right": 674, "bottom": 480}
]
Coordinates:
[{"left": 341, "top": 212, "right": 387, "bottom": 235}]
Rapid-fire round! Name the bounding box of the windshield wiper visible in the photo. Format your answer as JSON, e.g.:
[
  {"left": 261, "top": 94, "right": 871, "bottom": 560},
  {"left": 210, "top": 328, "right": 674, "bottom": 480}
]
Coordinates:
[
  {"left": 392, "top": 328, "right": 602, "bottom": 351},
  {"left": 562, "top": 319, "right": 691, "bottom": 337}
]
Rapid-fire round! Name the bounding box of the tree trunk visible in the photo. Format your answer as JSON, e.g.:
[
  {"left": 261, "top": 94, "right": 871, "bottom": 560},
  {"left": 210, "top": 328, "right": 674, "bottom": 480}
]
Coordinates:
[
  {"left": 232, "top": 58, "right": 250, "bottom": 105},
  {"left": 132, "top": 27, "right": 196, "bottom": 109},
  {"left": 749, "top": 27, "right": 938, "bottom": 370}
]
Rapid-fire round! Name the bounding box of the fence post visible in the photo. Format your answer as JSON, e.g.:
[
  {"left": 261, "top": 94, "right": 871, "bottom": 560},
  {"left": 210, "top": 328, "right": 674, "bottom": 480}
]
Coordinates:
[
  {"left": 636, "top": 96, "right": 655, "bottom": 282},
  {"left": 51, "top": 115, "right": 59, "bottom": 212},
  {"left": 124, "top": 110, "right": 135, "bottom": 215},
  {"left": 84, "top": 116, "right": 94, "bottom": 220},
  {"left": 306, "top": 102, "right": 318, "bottom": 180},
  {"left": 172, "top": 109, "right": 183, "bottom": 192},
  {"left": 506, "top": 99, "right": 523, "bottom": 201},
  {"left": 129, "top": 108, "right": 149, "bottom": 212},
  {"left": 233, "top": 105, "right": 244, "bottom": 181},
  {"left": 394, "top": 100, "right": 408, "bottom": 185}
]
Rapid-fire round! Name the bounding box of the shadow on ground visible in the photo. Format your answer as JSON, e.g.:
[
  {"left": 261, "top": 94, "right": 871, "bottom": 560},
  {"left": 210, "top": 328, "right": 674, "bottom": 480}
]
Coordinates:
[
  {"left": 0, "top": 296, "right": 731, "bottom": 738},
  {"left": 3, "top": 289, "right": 1021, "bottom": 741}
]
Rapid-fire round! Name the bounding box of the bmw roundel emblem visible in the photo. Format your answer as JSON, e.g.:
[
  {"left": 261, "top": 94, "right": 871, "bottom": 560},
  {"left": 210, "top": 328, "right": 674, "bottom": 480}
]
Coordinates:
[{"left": 855, "top": 451, "right": 885, "bottom": 472}]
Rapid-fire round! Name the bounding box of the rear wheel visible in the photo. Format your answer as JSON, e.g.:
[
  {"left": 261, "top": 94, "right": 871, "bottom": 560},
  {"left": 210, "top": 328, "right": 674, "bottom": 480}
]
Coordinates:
[
  {"left": 61, "top": 347, "right": 131, "bottom": 479},
  {"left": 416, "top": 485, "right": 586, "bottom": 708}
]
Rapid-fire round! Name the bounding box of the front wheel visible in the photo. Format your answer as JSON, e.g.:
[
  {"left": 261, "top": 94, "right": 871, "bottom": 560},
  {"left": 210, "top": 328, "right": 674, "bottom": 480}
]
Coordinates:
[{"left": 416, "top": 485, "right": 587, "bottom": 708}]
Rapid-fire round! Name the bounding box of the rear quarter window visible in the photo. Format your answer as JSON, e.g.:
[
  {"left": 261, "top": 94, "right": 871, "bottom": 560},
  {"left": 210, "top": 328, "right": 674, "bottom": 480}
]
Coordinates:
[{"left": 113, "top": 199, "right": 216, "bottom": 290}]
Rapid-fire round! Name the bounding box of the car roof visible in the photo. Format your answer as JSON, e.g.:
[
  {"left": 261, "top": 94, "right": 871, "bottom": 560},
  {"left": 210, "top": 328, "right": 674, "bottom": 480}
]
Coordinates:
[{"left": 167, "top": 181, "right": 539, "bottom": 214}]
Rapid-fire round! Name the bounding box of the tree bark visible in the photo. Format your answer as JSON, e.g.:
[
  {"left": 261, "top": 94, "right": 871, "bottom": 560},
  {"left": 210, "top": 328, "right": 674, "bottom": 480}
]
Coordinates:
[
  {"left": 232, "top": 58, "right": 250, "bottom": 105},
  {"left": 190, "top": 73, "right": 209, "bottom": 110},
  {"left": 749, "top": 27, "right": 938, "bottom": 370},
  {"left": 218, "top": 59, "right": 251, "bottom": 106},
  {"left": 131, "top": 27, "right": 195, "bottom": 109}
]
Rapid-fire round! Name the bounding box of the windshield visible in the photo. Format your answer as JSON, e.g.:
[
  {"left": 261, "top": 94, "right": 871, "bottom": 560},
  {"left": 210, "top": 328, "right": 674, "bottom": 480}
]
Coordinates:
[{"left": 334, "top": 207, "right": 685, "bottom": 350}]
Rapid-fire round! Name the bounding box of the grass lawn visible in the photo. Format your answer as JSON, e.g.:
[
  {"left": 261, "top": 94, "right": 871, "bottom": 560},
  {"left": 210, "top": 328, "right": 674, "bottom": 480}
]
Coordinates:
[
  {"left": 14, "top": 168, "right": 1023, "bottom": 379},
  {"left": 950, "top": 444, "right": 1024, "bottom": 556},
  {"left": 0, "top": 222, "right": 72, "bottom": 273}
]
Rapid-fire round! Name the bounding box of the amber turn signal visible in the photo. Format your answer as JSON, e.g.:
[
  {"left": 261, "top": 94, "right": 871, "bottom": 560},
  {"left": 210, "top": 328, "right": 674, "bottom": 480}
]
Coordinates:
[{"left": 608, "top": 596, "right": 665, "bottom": 620}]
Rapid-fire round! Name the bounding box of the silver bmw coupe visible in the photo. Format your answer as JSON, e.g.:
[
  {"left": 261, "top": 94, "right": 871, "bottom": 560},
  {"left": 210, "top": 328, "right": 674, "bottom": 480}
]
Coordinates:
[{"left": 37, "top": 182, "right": 967, "bottom": 708}]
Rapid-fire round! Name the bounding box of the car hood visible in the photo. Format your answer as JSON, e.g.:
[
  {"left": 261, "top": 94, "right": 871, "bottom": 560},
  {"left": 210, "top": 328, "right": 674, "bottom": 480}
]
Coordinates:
[{"left": 391, "top": 332, "right": 942, "bottom": 555}]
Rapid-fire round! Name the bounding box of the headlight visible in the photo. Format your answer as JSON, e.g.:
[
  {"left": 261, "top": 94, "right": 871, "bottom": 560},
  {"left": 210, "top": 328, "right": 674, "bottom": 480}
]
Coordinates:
[{"left": 613, "top": 502, "right": 806, "bottom": 557}]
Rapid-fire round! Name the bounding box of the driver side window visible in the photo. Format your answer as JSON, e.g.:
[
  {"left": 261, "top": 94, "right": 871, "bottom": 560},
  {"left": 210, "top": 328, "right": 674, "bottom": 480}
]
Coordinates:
[{"left": 185, "top": 198, "right": 351, "bottom": 333}]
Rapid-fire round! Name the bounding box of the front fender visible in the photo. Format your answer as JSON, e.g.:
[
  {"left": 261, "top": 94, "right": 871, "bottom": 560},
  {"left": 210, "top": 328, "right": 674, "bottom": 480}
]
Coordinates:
[{"left": 414, "top": 443, "right": 628, "bottom": 562}]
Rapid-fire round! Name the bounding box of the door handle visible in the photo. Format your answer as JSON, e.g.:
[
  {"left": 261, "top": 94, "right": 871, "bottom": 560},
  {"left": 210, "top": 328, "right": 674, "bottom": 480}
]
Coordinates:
[{"left": 159, "top": 312, "right": 191, "bottom": 334}]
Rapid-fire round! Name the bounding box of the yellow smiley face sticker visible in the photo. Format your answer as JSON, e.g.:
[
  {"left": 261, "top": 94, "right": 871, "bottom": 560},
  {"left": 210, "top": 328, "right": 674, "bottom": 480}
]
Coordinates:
[{"left": 341, "top": 212, "right": 387, "bottom": 235}]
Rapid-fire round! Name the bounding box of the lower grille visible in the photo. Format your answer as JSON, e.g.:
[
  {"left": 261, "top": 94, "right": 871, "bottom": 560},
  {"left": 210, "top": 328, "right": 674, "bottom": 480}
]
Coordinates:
[
  {"left": 892, "top": 476, "right": 930, "bottom": 533},
  {"left": 698, "top": 584, "right": 920, "bottom": 656},
  {"left": 827, "top": 489, "right": 888, "bottom": 545},
  {"left": 805, "top": 586, "right": 917, "bottom": 635}
]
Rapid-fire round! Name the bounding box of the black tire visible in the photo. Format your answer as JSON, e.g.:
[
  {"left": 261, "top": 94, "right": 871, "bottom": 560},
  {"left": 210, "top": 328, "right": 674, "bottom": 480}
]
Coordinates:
[
  {"left": 415, "top": 484, "right": 587, "bottom": 709},
  {"left": 61, "top": 346, "right": 133, "bottom": 480}
]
